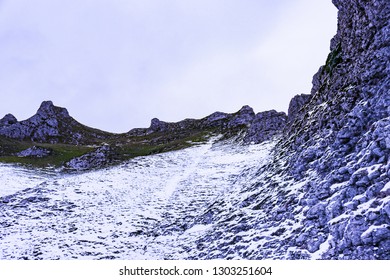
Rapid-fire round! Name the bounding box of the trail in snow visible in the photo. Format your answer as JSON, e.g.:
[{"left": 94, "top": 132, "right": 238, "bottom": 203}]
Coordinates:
[{"left": 0, "top": 138, "right": 273, "bottom": 259}]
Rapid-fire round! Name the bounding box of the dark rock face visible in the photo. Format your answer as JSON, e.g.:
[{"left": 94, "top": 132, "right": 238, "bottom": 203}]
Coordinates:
[
  {"left": 268, "top": 0, "right": 390, "bottom": 259},
  {"left": 287, "top": 94, "right": 311, "bottom": 123},
  {"left": 227, "top": 105, "right": 255, "bottom": 128},
  {"left": 244, "top": 110, "right": 287, "bottom": 143},
  {"left": 0, "top": 101, "right": 112, "bottom": 144}
]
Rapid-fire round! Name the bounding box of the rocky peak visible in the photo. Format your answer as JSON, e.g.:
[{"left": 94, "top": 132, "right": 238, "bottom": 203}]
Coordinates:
[
  {"left": 0, "top": 114, "right": 17, "bottom": 126},
  {"left": 228, "top": 105, "right": 255, "bottom": 128},
  {"left": 38, "top": 100, "right": 55, "bottom": 112},
  {"left": 36, "top": 101, "right": 70, "bottom": 119},
  {"left": 149, "top": 118, "right": 167, "bottom": 132},
  {"left": 0, "top": 101, "right": 111, "bottom": 144}
]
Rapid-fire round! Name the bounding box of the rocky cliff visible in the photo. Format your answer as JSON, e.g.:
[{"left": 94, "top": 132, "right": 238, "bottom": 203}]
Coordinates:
[{"left": 192, "top": 0, "right": 389, "bottom": 259}]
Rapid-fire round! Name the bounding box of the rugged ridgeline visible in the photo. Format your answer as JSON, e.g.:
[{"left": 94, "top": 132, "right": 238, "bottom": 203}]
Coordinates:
[
  {"left": 191, "top": 0, "right": 389, "bottom": 259},
  {"left": 0, "top": 100, "right": 287, "bottom": 169},
  {"left": 0, "top": 101, "right": 112, "bottom": 145}
]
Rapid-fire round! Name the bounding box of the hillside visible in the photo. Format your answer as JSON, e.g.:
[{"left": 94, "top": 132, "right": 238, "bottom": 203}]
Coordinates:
[
  {"left": 0, "top": 101, "right": 285, "bottom": 170},
  {"left": 0, "top": 0, "right": 389, "bottom": 260}
]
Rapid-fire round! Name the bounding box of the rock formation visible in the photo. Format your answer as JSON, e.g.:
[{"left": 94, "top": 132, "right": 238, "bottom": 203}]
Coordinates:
[
  {"left": 64, "top": 145, "right": 114, "bottom": 171},
  {"left": 16, "top": 146, "right": 53, "bottom": 158},
  {"left": 0, "top": 101, "right": 113, "bottom": 145}
]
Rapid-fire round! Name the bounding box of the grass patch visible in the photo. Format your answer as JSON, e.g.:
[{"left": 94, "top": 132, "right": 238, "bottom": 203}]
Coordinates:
[
  {"left": 0, "top": 128, "right": 217, "bottom": 169},
  {"left": 0, "top": 140, "right": 94, "bottom": 168},
  {"left": 115, "top": 129, "right": 213, "bottom": 160}
]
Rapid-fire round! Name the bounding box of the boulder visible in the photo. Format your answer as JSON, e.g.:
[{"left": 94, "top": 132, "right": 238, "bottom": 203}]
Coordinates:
[
  {"left": 16, "top": 146, "right": 52, "bottom": 158},
  {"left": 65, "top": 145, "right": 114, "bottom": 171}
]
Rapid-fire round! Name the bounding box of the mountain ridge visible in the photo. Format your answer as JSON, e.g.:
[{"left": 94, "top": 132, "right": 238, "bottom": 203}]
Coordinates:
[{"left": 0, "top": 100, "right": 289, "bottom": 169}]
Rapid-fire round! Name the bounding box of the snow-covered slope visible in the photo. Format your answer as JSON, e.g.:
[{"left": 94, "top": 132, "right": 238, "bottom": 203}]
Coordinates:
[{"left": 0, "top": 137, "right": 274, "bottom": 259}]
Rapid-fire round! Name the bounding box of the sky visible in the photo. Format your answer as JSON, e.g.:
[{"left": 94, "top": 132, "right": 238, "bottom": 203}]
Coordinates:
[{"left": 0, "top": 0, "right": 337, "bottom": 133}]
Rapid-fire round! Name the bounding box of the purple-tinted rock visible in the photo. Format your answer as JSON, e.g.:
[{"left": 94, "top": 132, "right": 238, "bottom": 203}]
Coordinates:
[
  {"left": 227, "top": 105, "right": 255, "bottom": 128},
  {"left": 244, "top": 110, "right": 287, "bottom": 144},
  {"left": 0, "top": 114, "right": 17, "bottom": 126},
  {"left": 16, "top": 146, "right": 52, "bottom": 158},
  {"left": 287, "top": 94, "right": 311, "bottom": 123}
]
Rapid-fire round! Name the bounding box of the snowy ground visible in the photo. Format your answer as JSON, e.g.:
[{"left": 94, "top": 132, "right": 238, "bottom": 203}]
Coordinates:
[{"left": 0, "top": 138, "right": 274, "bottom": 259}]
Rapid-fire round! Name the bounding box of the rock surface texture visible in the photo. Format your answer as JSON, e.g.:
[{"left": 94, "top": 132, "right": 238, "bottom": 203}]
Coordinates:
[{"left": 127, "top": 105, "right": 285, "bottom": 144}]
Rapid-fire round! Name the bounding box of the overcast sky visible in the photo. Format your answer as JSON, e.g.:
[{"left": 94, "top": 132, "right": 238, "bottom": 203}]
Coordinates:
[{"left": 0, "top": 0, "right": 337, "bottom": 133}]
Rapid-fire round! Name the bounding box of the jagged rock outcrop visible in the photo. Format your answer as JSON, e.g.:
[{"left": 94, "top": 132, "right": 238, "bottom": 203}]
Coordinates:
[
  {"left": 287, "top": 94, "right": 311, "bottom": 123},
  {"left": 284, "top": 0, "right": 390, "bottom": 259},
  {"left": 273, "top": 0, "right": 390, "bottom": 259},
  {"left": 64, "top": 145, "right": 114, "bottom": 171},
  {"left": 0, "top": 114, "right": 18, "bottom": 126},
  {"left": 244, "top": 110, "right": 287, "bottom": 144},
  {"left": 226, "top": 105, "right": 255, "bottom": 128},
  {"left": 0, "top": 101, "right": 112, "bottom": 144}
]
